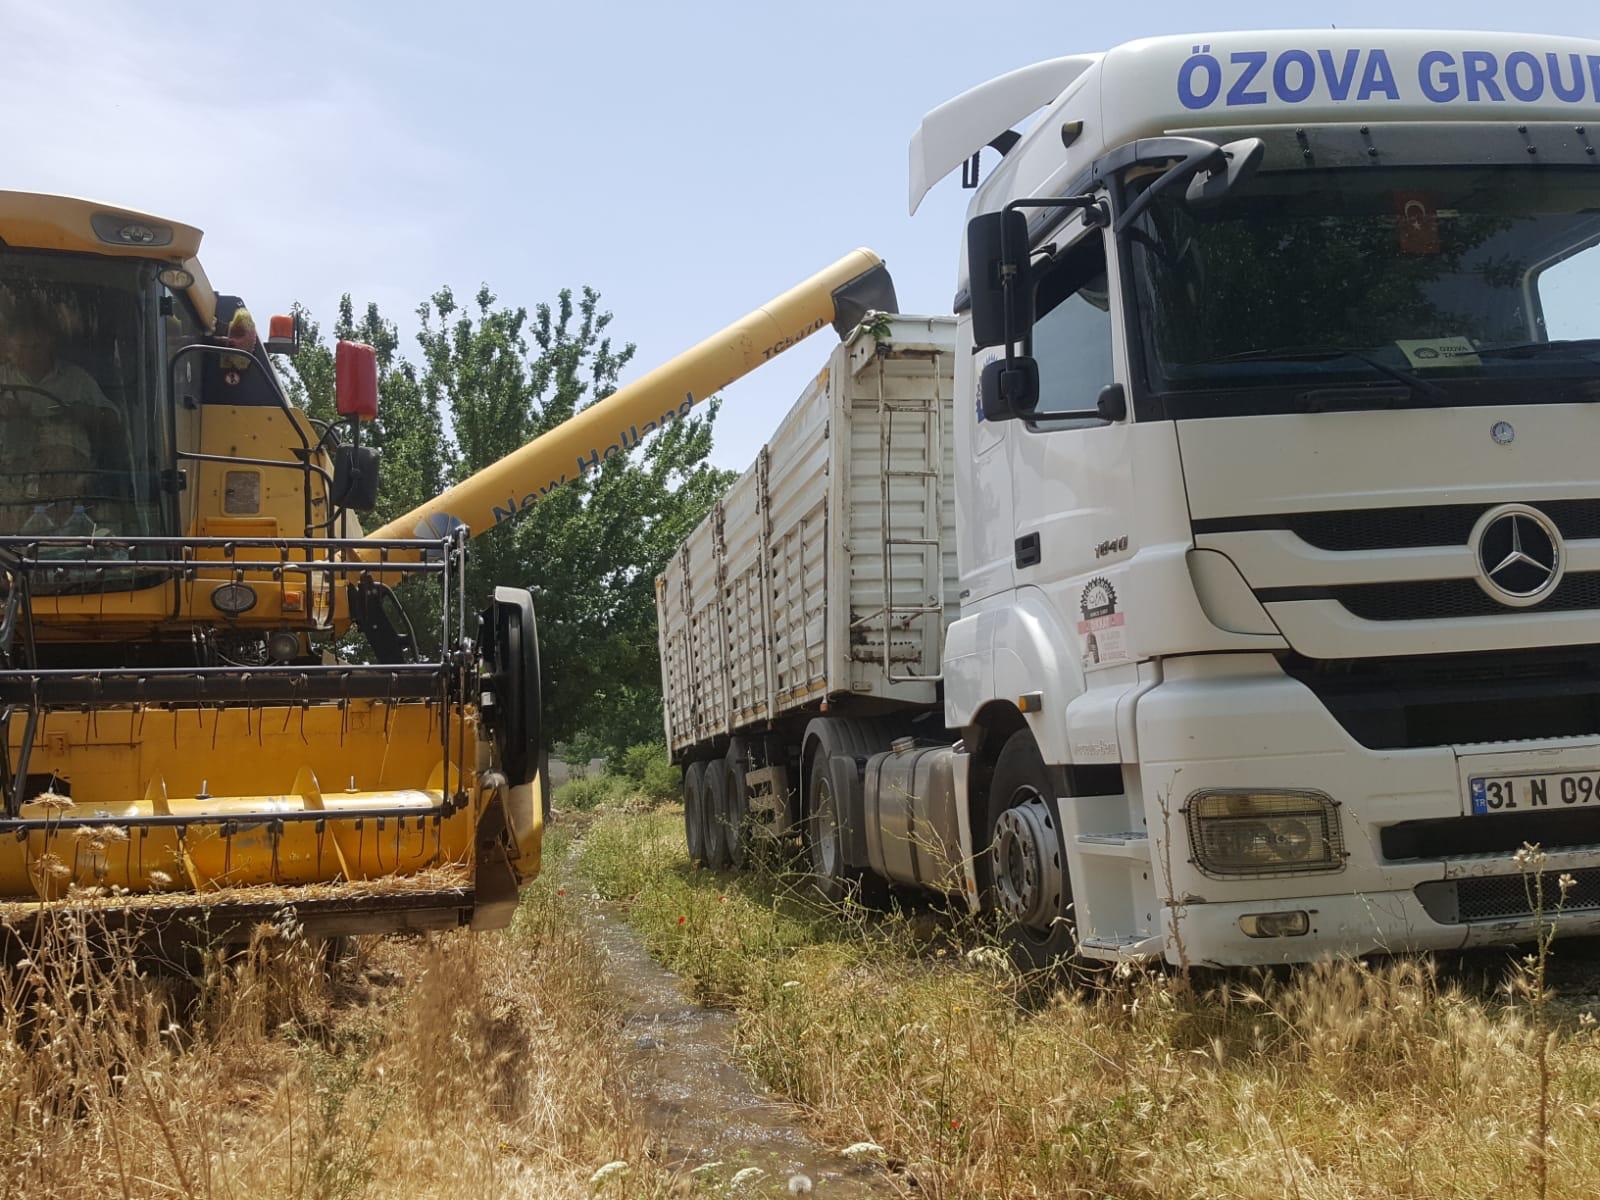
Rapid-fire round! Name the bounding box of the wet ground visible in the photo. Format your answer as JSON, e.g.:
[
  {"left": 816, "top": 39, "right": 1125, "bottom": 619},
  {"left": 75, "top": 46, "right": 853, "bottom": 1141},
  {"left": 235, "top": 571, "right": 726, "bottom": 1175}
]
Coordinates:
[{"left": 576, "top": 896, "right": 891, "bottom": 1196}]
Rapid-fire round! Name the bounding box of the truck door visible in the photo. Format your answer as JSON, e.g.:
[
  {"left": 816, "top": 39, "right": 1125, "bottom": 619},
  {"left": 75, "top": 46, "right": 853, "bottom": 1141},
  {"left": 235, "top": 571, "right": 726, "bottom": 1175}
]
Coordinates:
[{"left": 1007, "top": 221, "right": 1137, "bottom": 678}]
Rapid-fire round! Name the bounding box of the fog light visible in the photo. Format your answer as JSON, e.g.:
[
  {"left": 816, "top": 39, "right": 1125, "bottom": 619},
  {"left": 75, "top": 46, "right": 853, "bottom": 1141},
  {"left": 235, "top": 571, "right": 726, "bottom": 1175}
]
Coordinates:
[
  {"left": 1185, "top": 788, "right": 1344, "bottom": 877},
  {"left": 1239, "top": 911, "right": 1311, "bottom": 938}
]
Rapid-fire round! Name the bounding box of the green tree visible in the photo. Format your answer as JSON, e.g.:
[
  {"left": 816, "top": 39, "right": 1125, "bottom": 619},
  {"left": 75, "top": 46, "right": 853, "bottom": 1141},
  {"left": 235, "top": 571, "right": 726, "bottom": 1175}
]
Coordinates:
[{"left": 277, "top": 285, "right": 734, "bottom": 755}]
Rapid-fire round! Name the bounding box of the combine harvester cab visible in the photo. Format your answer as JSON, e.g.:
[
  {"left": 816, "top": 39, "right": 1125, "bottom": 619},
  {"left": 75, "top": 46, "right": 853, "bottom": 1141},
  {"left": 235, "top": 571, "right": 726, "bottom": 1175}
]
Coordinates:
[
  {"left": 0, "top": 190, "right": 896, "bottom": 947},
  {"left": 0, "top": 193, "right": 545, "bottom": 944}
]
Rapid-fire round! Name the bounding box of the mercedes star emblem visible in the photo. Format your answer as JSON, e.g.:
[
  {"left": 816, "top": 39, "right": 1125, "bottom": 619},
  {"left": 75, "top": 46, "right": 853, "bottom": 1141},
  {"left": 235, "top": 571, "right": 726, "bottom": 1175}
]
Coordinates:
[{"left": 1470, "top": 504, "right": 1564, "bottom": 608}]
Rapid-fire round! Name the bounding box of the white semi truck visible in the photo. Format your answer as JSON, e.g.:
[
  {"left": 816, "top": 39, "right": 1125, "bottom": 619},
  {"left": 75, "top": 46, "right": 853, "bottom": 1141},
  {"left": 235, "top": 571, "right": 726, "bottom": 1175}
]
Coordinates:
[{"left": 659, "top": 30, "right": 1600, "bottom": 966}]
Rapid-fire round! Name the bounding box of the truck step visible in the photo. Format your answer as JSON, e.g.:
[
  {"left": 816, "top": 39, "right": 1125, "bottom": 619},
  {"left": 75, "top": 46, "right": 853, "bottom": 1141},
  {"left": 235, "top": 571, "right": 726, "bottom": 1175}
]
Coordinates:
[
  {"left": 1074, "top": 831, "right": 1151, "bottom": 860},
  {"left": 1078, "top": 933, "right": 1163, "bottom": 959}
]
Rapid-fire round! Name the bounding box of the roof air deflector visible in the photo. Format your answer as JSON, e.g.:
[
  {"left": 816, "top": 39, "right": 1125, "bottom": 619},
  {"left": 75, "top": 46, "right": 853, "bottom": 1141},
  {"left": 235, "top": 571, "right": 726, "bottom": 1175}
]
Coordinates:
[{"left": 907, "top": 55, "right": 1098, "bottom": 215}]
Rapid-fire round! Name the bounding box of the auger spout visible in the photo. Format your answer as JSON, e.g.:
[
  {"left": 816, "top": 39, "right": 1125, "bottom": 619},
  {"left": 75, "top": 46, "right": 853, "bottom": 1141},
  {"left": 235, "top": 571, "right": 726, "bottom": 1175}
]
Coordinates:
[{"left": 365, "top": 249, "right": 897, "bottom": 543}]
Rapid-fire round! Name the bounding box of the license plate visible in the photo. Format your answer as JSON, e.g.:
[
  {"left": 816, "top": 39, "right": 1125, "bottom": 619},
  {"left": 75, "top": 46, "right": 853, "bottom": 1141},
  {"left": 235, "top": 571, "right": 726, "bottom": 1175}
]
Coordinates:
[{"left": 1470, "top": 770, "right": 1600, "bottom": 814}]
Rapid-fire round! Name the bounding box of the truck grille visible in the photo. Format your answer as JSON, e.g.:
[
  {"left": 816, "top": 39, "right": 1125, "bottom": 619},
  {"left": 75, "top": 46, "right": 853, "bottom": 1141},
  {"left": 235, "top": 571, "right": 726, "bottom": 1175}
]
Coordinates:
[
  {"left": 1258, "top": 572, "right": 1600, "bottom": 622},
  {"left": 1415, "top": 867, "right": 1600, "bottom": 923},
  {"left": 1383, "top": 810, "right": 1600, "bottom": 860},
  {"left": 1281, "top": 648, "right": 1600, "bottom": 749},
  {"left": 1195, "top": 498, "right": 1600, "bottom": 552}
]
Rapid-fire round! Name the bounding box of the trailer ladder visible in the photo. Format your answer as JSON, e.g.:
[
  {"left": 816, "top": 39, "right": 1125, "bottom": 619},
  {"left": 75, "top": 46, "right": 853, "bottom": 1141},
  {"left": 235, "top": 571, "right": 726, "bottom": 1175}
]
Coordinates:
[{"left": 850, "top": 348, "right": 946, "bottom": 684}]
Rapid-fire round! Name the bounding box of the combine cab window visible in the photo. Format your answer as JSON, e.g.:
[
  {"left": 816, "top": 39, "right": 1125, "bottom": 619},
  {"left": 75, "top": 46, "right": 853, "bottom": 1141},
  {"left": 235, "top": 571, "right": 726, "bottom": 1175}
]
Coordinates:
[{"left": 0, "top": 252, "right": 169, "bottom": 584}]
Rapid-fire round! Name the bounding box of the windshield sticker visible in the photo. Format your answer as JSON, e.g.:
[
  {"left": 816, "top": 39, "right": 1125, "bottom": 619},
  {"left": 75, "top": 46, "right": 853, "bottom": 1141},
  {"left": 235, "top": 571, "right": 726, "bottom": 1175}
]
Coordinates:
[
  {"left": 1178, "top": 46, "right": 1600, "bottom": 110},
  {"left": 1077, "top": 576, "right": 1128, "bottom": 670},
  {"left": 1397, "top": 337, "right": 1482, "bottom": 368},
  {"left": 1394, "top": 193, "right": 1441, "bottom": 255}
]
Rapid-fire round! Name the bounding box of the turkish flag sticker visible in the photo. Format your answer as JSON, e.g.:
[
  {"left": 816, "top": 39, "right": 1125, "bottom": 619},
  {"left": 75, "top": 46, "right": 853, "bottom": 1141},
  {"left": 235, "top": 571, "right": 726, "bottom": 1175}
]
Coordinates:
[{"left": 1394, "top": 192, "right": 1441, "bottom": 255}]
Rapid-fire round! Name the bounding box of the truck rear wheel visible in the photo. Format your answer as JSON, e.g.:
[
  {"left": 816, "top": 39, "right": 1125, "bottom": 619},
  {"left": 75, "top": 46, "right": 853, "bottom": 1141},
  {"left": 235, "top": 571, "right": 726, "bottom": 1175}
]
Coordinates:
[
  {"left": 683, "top": 761, "right": 707, "bottom": 866},
  {"left": 703, "top": 762, "right": 731, "bottom": 869},
  {"left": 985, "top": 730, "right": 1076, "bottom": 971}
]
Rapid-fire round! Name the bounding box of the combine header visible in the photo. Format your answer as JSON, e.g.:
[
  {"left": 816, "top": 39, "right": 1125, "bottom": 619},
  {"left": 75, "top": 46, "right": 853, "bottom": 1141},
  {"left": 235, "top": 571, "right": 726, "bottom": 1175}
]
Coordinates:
[{"left": 0, "top": 191, "right": 893, "bottom": 941}]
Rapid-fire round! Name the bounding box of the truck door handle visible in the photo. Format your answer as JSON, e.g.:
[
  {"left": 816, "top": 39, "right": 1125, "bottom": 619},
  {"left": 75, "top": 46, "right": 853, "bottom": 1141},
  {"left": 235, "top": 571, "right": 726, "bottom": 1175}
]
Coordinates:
[{"left": 1014, "top": 533, "right": 1041, "bottom": 569}]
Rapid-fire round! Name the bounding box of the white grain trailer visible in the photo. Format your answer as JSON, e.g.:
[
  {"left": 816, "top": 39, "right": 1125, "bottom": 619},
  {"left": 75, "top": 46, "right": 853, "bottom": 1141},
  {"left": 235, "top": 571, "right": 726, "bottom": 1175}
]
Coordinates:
[{"left": 657, "top": 316, "right": 957, "bottom": 874}]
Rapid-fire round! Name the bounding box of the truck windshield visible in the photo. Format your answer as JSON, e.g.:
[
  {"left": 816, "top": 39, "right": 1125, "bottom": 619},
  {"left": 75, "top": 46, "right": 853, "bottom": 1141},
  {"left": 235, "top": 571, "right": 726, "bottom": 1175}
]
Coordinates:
[
  {"left": 1127, "top": 166, "right": 1600, "bottom": 415},
  {"left": 0, "top": 251, "right": 169, "bottom": 590}
]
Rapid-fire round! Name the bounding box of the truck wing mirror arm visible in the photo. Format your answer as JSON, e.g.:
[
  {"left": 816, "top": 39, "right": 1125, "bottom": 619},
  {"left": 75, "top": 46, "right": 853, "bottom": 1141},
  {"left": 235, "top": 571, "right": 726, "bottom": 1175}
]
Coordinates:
[{"left": 1112, "top": 136, "right": 1265, "bottom": 234}]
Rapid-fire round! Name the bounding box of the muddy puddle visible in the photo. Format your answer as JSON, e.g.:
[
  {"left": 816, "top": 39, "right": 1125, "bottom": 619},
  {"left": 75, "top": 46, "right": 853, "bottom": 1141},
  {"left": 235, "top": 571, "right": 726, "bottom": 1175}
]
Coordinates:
[{"left": 575, "top": 898, "right": 891, "bottom": 1197}]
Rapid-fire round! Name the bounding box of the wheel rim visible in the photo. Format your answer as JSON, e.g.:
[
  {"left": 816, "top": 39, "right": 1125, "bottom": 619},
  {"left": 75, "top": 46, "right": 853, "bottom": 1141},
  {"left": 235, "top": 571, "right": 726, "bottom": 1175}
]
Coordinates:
[
  {"left": 701, "top": 776, "right": 722, "bottom": 859},
  {"left": 725, "top": 768, "right": 745, "bottom": 867},
  {"left": 812, "top": 775, "right": 839, "bottom": 876},
  {"left": 991, "top": 788, "right": 1065, "bottom": 936},
  {"left": 683, "top": 769, "right": 704, "bottom": 860}
]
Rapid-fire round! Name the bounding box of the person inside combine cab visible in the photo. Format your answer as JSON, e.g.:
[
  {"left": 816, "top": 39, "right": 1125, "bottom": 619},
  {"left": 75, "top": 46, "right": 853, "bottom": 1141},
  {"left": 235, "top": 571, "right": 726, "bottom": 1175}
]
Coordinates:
[
  {"left": 0, "top": 300, "right": 118, "bottom": 440},
  {"left": 0, "top": 298, "right": 131, "bottom": 538}
]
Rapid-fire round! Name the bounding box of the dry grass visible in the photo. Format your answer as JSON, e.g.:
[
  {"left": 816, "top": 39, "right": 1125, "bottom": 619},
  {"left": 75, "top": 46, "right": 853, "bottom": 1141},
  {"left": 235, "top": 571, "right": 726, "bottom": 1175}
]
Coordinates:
[
  {"left": 0, "top": 824, "right": 677, "bottom": 1200},
  {"left": 578, "top": 806, "right": 1600, "bottom": 1200}
]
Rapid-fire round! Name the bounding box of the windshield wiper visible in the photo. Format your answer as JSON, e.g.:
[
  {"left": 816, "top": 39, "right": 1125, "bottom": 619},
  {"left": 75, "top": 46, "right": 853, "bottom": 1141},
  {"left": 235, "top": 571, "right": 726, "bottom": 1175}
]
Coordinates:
[
  {"left": 1475, "top": 337, "right": 1600, "bottom": 359},
  {"left": 1205, "top": 346, "right": 1447, "bottom": 401}
]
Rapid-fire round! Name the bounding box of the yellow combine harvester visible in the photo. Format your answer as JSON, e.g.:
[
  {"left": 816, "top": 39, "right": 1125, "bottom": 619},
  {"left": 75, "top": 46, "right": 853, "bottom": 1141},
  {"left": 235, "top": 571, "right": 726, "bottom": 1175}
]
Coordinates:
[{"left": 0, "top": 191, "right": 895, "bottom": 942}]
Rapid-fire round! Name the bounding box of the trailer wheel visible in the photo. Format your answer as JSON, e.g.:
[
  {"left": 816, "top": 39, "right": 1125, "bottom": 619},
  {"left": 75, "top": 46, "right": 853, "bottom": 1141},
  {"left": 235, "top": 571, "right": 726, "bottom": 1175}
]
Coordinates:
[
  {"left": 682, "top": 761, "right": 707, "bottom": 866},
  {"left": 703, "top": 762, "right": 731, "bottom": 869},
  {"left": 985, "top": 730, "right": 1077, "bottom": 971},
  {"left": 722, "top": 756, "right": 749, "bottom": 870}
]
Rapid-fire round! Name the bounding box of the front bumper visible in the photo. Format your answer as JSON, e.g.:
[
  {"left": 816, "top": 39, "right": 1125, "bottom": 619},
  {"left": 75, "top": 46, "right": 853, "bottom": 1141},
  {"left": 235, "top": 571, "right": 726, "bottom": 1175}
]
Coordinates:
[{"left": 1134, "top": 654, "right": 1600, "bottom": 965}]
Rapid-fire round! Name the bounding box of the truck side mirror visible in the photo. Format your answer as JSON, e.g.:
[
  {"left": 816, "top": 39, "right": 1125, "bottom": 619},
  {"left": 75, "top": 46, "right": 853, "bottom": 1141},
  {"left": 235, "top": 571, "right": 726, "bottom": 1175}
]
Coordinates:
[
  {"left": 1096, "top": 382, "right": 1128, "bottom": 422},
  {"left": 335, "top": 340, "right": 379, "bottom": 421},
  {"left": 979, "top": 356, "right": 1039, "bottom": 422},
  {"left": 967, "top": 209, "right": 1033, "bottom": 350},
  {"left": 331, "top": 444, "right": 380, "bottom": 512}
]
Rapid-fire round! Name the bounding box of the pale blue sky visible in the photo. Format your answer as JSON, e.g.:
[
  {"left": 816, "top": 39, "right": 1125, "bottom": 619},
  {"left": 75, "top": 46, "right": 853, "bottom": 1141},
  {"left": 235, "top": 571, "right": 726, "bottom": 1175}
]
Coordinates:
[{"left": 2, "top": 0, "right": 1593, "bottom": 470}]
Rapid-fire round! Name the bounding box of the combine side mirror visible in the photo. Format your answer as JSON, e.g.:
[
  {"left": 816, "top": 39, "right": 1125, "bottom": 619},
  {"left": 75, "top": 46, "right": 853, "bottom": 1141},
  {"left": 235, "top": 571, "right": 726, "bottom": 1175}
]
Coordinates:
[
  {"left": 331, "top": 444, "right": 380, "bottom": 512},
  {"left": 967, "top": 209, "right": 1033, "bottom": 350},
  {"left": 335, "top": 340, "right": 379, "bottom": 421}
]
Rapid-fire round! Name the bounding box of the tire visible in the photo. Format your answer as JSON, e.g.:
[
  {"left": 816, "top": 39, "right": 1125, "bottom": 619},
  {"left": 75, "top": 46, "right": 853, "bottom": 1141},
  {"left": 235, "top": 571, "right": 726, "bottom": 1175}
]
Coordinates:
[
  {"left": 703, "top": 763, "right": 731, "bottom": 869},
  {"left": 682, "top": 761, "right": 707, "bottom": 866},
  {"left": 804, "top": 748, "right": 849, "bottom": 903},
  {"left": 984, "top": 730, "right": 1077, "bottom": 971},
  {"left": 723, "top": 756, "right": 749, "bottom": 870}
]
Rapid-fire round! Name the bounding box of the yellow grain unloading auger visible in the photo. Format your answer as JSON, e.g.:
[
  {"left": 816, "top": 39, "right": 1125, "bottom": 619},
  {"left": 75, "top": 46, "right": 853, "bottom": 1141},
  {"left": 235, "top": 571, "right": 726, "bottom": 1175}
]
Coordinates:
[{"left": 0, "top": 191, "right": 895, "bottom": 942}]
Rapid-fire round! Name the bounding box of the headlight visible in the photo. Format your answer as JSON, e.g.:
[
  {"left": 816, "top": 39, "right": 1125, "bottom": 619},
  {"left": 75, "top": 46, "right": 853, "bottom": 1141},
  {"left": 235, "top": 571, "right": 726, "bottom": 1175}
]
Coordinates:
[{"left": 1184, "top": 788, "right": 1344, "bottom": 877}]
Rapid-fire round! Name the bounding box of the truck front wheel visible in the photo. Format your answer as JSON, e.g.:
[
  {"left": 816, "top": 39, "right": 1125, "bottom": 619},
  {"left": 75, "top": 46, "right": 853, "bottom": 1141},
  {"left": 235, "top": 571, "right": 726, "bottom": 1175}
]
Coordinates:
[
  {"left": 985, "top": 730, "right": 1076, "bottom": 970},
  {"left": 805, "top": 757, "right": 847, "bottom": 902}
]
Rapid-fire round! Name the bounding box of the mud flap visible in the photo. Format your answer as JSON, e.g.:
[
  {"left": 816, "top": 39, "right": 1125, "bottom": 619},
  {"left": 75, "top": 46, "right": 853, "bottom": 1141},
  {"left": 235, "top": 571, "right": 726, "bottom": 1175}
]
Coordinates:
[
  {"left": 828, "top": 753, "right": 874, "bottom": 872},
  {"left": 470, "top": 784, "right": 525, "bottom": 932}
]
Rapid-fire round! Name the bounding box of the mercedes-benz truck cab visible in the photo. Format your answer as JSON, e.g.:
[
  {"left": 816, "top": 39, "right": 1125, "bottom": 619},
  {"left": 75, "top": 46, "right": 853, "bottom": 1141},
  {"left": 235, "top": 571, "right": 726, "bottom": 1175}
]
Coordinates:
[
  {"left": 664, "top": 31, "right": 1600, "bottom": 969},
  {"left": 948, "top": 31, "right": 1600, "bottom": 964}
]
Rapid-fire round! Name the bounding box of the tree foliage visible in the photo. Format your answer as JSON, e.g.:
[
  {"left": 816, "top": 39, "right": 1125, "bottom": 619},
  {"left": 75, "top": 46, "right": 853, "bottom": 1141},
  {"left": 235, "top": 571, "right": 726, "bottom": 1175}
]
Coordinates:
[{"left": 278, "top": 286, "right": 734, "bottom": 755}]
